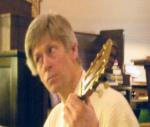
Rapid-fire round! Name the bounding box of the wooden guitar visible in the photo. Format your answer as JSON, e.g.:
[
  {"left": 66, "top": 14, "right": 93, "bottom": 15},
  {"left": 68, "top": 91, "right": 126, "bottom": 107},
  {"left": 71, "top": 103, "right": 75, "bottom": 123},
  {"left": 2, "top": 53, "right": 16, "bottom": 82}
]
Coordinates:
[{"left": 79, "top": 39, "right": 113, "bottom": 100}]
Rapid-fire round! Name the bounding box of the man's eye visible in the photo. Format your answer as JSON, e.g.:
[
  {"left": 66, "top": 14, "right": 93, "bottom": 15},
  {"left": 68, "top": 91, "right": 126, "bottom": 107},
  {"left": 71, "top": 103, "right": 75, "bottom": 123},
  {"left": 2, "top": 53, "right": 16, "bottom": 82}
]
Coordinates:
[
  {"left": 34, "top": 55, "right": 41, "bottom": 64},
  {"left": 47, "top": 47, "right": 55, "bottom": 54},
  {"left": 47, "top": 47, "right": 52, "bottom": 54}
]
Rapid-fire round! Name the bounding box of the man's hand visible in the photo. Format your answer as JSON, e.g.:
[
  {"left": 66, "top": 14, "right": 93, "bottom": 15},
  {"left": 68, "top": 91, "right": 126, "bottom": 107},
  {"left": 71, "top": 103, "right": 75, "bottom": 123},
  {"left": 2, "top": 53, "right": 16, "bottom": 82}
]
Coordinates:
[{"left": 64, "top": 93, "right": 99, "bottom": 127}]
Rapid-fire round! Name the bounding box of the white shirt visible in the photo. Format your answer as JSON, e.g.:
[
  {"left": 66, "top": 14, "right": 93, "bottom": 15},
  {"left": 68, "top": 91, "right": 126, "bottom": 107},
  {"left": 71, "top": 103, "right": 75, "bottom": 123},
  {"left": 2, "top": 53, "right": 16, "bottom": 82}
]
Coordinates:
[{"left": 43, "top": 84, "right": 139, "bottom": 127}]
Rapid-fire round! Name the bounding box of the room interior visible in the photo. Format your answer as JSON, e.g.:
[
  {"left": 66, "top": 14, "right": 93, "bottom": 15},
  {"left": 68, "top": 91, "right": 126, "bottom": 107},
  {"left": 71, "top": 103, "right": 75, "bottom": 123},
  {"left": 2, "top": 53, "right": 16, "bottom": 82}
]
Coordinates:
[{"left": 0, "top": 0, "right": 150, "bottom": 127}]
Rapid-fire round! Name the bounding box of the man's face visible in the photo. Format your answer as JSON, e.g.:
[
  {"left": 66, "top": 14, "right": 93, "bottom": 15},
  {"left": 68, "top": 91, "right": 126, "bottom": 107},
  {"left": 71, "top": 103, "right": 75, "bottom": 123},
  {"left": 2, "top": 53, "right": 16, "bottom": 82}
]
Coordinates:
[{"left": 32, "top": 33, "right": 78, "bottom": 94}]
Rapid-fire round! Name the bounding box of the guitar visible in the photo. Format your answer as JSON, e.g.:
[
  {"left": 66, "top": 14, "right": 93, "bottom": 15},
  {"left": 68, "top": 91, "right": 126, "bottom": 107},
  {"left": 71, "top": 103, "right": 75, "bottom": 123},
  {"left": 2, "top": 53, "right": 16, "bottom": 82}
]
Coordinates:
[
  {"left": 79, "top": 38, "right": 113, "bottom": 100},
  {"left": 63, "top": 39, "right": 113, "bottom": 127}
]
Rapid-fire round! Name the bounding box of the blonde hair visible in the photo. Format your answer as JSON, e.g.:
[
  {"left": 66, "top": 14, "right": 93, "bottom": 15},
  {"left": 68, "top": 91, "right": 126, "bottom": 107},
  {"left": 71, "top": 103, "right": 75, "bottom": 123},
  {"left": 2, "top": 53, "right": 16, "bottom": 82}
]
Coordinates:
[{"left": 25, "top": 13, "right": 78, "bottom": 75}]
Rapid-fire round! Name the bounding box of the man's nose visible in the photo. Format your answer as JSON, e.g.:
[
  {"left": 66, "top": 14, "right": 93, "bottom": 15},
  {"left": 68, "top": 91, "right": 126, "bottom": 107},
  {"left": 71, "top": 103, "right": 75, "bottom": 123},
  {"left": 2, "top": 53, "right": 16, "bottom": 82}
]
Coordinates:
[{"left": 43, "top": 54, "right": 52, "bottom": 71}]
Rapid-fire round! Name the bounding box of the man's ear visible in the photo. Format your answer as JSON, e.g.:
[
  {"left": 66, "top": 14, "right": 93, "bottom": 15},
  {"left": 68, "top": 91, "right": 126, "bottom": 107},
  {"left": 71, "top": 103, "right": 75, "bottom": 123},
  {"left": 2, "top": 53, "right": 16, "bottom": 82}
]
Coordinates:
[{"left": 71, "top": 42, "right": 79, "bottom": 60}]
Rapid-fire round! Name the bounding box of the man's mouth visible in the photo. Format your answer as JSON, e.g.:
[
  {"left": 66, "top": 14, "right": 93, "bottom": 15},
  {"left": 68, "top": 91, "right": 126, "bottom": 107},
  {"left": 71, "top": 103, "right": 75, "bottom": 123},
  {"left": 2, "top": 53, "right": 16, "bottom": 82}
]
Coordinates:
[
  {"left": 44, "top": 72, "right": 57, "bottom": 83},
  {"left": 47, "top": 75, "right": 55, "bottom": 82}
]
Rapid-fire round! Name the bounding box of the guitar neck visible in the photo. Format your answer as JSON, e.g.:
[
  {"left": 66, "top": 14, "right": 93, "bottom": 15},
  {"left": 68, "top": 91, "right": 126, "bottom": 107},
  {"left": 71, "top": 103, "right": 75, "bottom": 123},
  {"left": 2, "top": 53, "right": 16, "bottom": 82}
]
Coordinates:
[{"left": 79, "top": 39, "right": 113, "bottom": 100}]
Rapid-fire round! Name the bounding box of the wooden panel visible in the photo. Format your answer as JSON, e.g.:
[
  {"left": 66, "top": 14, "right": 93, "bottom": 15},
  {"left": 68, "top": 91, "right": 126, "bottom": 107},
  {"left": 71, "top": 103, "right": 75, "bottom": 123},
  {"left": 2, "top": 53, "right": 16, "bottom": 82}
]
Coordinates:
[
  {"left": 133, "top": 59, "right": 150, "bottom": 110},
  {"left": 0, "top": 13, "right": 32, "bottom": 51},
  {"left": 0, "top": 50, "right": 50, "bottom": 127},
  {"left": 0, "top": 0, "right": 31, "bottom": 17},
  {"left": 0, "top": 67, "right": 11, "bottom": 126},
  {"left": 75, "top": 32, "right": 98, "bottom": 70},
  {"left": 76, "top": 29, "right": 124, "bottom": 72},
  {"left": 0, "top": 14, "right": 11, "bottom": 50},
  {"left": 99, "top": 29, "right": 124, "bottom": 70}
]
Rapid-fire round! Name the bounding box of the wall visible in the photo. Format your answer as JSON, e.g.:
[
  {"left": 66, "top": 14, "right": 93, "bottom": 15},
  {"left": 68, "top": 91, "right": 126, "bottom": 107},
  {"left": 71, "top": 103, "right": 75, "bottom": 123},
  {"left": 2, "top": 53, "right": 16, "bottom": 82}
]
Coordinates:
[{"left": 40, "top": 0, "right": 150, "bottom": 64}]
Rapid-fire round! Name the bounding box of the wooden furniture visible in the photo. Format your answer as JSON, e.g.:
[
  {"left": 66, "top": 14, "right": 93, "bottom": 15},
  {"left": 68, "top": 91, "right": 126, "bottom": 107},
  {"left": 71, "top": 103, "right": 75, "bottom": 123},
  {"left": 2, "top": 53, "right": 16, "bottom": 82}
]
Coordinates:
[
  {"left": 140, "top": 122, "right": 150, "bottom": 127},
  {"left": 0, "top": 2, "right": 49, "bottom": 127},
  {"left": 133, "top": 59, "right": 150, "bottom": 106},
  {"left": 76, "top": 29, "right": 124, "bottom": 71},
  {"left": 0, "top": 0, "right": 31, "bottom": 17},
  {"left": 26, "top": 0, "right": 42, "bottom": 17},
  {"left": 0, "top": 0, "right": 32, "bottom": 51},
  {"left": 0, "top": 13, "right": 32, "bottom": 51},
  {"left": 0, "top": 50, "right": 49, "bottom": 127},
  {"left": 131, "top": 59, "right": 150, "bottom": 120},
  {"left": 99, "top": 29, "right": 124, "bottom": 70}
]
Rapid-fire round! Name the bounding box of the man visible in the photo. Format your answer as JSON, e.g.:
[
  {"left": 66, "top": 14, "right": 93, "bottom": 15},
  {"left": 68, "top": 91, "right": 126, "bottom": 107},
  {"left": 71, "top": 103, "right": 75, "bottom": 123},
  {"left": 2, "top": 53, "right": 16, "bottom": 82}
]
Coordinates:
[{"left": 25, "top": 13, "right": 139, "bottom": 127}]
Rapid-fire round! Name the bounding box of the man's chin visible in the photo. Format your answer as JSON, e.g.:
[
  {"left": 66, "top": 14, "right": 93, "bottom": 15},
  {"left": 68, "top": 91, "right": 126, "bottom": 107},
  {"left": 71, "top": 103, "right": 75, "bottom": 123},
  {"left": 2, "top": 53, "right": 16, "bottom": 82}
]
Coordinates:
[{"left": 49, "top": 85, "right": 60, "bottom": 93}]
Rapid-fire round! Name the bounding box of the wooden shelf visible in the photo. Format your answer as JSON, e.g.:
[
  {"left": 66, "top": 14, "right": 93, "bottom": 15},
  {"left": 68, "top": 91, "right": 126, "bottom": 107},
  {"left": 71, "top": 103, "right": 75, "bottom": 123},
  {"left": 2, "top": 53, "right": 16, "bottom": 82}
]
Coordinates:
[
  {"left": 0, "top": 1, "right": 31, "bottom": 17},
  {"left": 133, "top": 59, "right": 150, "bottom": 66},
  {"left": 133, "top": 59, "right": 150, "bottom": 110}
]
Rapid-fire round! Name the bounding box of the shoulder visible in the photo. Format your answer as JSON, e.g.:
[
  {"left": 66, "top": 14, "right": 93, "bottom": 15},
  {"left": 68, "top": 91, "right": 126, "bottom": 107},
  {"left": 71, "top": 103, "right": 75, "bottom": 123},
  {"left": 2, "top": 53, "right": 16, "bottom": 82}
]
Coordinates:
[
  {"left": 90, "top": 85, "right": 139, "bottom": 127},
  {"left": 90, "top": 84, "right": 131, "bottom": 115},
  {"left": 43, "top": 102, "right": 63, "bottom": 127},
  {"left": 91, "top": 84, "right": 128, "bottom": 107}
]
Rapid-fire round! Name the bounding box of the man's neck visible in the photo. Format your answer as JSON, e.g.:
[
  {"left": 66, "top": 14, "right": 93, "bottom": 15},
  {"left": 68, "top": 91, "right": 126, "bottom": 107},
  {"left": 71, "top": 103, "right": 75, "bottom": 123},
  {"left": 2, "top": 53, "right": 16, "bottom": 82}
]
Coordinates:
[{"left": 59, "top": 66, "right": 83, "bottom": 102}]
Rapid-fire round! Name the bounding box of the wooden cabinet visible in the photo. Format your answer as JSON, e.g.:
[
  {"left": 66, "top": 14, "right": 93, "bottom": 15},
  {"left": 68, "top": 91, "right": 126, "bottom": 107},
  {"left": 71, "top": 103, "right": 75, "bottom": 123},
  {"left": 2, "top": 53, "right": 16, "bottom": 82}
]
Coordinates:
[
  {"left": 0, "top": 13, "right": 32, "bottom": 51},
  {"left": 76, "top": 29, "right": 124, "bottom": 71},
  {"left": 133, "top": 59, "right": 150, "bottom": 108},
  {"left": 0, "top": 1, "right": 31, "bottom": 17},
  {"left": 0, "top": 50, "right": 49, "bottom": 127}
]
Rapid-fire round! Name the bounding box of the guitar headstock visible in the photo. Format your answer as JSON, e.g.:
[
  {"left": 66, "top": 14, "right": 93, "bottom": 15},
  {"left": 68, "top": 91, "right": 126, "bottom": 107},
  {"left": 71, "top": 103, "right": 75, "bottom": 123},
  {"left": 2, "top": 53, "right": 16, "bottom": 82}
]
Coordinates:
[{"left": 80, "top": 39, "right": 113, "bottom": 99}]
